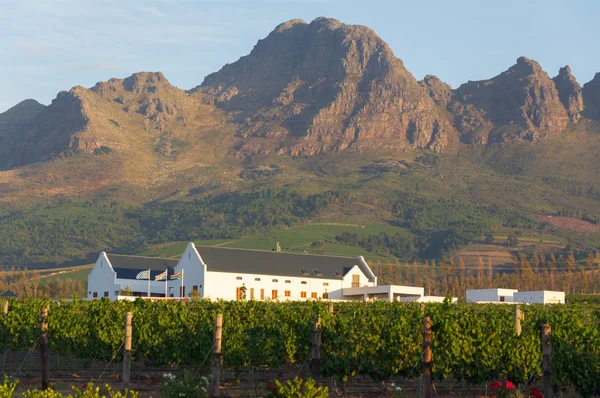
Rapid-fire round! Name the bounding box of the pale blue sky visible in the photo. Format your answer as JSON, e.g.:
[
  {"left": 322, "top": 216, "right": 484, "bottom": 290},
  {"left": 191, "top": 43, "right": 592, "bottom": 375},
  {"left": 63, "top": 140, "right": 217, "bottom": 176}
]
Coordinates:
[{"left": 1, "top": 0, "right": 598, "bottom": 112}]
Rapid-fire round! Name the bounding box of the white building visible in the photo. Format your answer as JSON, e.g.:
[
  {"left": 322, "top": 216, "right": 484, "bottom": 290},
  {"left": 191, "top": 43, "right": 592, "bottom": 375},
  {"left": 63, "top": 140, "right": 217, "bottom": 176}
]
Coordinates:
[
  {"left": 87, "top": 243, "right": 427, "bottom": 302},
  {"left": 466, "top": 288, "right": 565, "bottom": 304},
  {"left": 513, "top": 291, "right": 565, "bottom": 304},
  {"left": 466, "top": 288, "right": 518, "bottom": 303}
]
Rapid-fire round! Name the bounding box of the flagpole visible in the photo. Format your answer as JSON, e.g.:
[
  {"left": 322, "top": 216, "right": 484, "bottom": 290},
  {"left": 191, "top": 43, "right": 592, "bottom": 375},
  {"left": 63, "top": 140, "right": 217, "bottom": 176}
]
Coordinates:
[
  {"left": 165, "top": 271, "right": 168, "bottom": 298},
  {"left": 147, "top": 268, "right": 150, "bottom": 298},
  {"left": 181, "top": 269, "right": 184, "bottom": 298}
]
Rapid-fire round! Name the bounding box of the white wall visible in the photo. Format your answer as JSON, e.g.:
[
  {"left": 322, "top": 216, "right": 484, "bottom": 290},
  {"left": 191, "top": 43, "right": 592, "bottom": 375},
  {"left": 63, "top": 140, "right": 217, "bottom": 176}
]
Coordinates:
[
  {"left": 87, "top": 252, "right": 119, "bottom": 300},
  {"left": 466, "top": 289, "right": 518, "bottom": 303},
  {"left": 514, "top": 291, "right": 565, "bottom": 304},
  {"left": 173, "top": 243, "right": 206, "bottom": 298},
  {"left": 203, "top": 271, "right": 346, "bottom": 301}
]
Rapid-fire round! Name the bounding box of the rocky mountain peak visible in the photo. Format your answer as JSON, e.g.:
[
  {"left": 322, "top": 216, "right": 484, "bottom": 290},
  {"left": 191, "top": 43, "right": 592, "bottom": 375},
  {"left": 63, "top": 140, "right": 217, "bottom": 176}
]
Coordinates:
[
  {"left": 419, "top": 75, "right": 452, "bottom": 106},
  {"left": 198, "top": 17, "right": 451, "bottom": 156},
  {"left": 582, "top": 72, "right": 600, "bottom": 119},
  {"left": 450, "top": 57, "right": 568, "bottom": 144},
  {"left": 553, "top": 65, "right": 584, "bottom": 121}
]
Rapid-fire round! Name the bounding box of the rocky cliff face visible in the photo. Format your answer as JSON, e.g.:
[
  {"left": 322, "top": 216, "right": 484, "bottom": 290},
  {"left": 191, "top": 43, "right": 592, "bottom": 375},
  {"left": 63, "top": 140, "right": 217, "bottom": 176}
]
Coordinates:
[
  {"left": 583, "top": 73, "right": 600, "bottom": 120},
  {"left": 197, "top": 17, "right": 451, "bottom": 156},
  {"left": 2, "top": 17, "right": 600, "bottom": 171},
  {"left": 449, "top": 57, "right": 569, "bottom": 144},
  {"left": 553, "top": 66, "right": 584, "bottom": 122},
  {"left": 419, "top": 75, "right": 452, "bottom": 107},
  {"left": 0, "top": 92, "right": 88, "bottom": 169}
]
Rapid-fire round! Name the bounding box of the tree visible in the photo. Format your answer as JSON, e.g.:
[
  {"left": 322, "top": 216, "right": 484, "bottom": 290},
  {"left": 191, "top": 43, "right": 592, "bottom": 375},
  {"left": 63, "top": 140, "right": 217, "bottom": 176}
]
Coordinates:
[
  {"left": 484, "top": 233, "right": 495, "bottom": 244},
  {"left": 507, "top": 234, "right": 519, "bottom": 247},
  {"left": 120, "top": 285, "right": 133, "bottom": 296},
  {"left": 311, "top": 240, "right": 324, "bottom": 250}
]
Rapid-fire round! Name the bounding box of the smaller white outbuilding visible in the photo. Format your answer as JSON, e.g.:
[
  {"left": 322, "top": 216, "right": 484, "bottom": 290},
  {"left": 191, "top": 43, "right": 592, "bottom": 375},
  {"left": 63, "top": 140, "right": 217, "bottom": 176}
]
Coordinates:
[
  {"left": 466, "top": 288, "right": 518, "bottom": 303},
  {"left": 514, "top": 291, "right": 565, "bottom": 304}
]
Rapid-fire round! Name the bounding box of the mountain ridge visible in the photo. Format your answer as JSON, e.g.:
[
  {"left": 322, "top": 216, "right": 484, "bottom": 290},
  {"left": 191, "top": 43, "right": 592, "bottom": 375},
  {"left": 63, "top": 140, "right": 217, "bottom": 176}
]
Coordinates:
[{"left": 0, "top": 17, "right": 598, "bottom": 211}]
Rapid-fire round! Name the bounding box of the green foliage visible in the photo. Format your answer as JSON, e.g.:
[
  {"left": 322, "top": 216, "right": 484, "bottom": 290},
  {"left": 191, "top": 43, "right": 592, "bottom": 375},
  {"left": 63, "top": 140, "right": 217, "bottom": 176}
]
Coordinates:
[
  {"left": 508, "top": 233, "right": 519, "bottom": 247},
  {"left": 3, "top": 381, "right": 138, "bottom": 397},
  {"left": 485, "top": 233, "right": 495, "bottom": 244},
  {"left": 267, "top": 377, "right": 328, "bottom": 398},
  {"left": 0, "top": 376, "right": 18, "bottom": 396},
  {"left": 335, "top": 232, "right": 415, "bottom": 259},
  {"left": 135, "top": 189, "right": 350, "bottom": 243},
  {"left": 0, "top": 201, "right": 137, "bottom": 267},
  {"left": 392, "top": 196, "right": 538, "bottom": 258},
  {"left": 161, "top": 371, "right": 209, "bottom": 398},
  {"left": 1, "top": 300, "right": 600, "bottom": 395}
]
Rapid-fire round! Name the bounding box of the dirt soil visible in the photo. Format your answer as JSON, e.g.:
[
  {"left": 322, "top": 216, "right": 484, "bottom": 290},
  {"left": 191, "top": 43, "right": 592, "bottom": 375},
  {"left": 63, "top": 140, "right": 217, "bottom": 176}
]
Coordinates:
[{"left": 536, "top": 215, "right": 600, "bottom": 233}]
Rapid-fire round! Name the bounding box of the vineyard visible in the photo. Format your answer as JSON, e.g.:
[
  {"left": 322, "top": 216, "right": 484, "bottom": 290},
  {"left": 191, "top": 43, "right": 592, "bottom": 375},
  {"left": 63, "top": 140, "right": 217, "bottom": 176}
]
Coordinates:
[{"left": 1, "top": 299, "right": 600, "bottom": 396}]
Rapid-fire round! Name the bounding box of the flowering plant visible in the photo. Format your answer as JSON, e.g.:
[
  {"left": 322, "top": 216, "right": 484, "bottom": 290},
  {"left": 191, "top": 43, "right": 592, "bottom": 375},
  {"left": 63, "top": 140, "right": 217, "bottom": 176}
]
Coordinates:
[{"left": 490, "top": 381, "right": 519, "bottom": 398}]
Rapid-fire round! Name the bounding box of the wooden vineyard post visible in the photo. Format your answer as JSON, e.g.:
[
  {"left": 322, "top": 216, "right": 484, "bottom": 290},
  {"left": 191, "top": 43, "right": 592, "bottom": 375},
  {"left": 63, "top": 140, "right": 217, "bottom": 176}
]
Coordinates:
[
  {"left": 422, "top": 316, "right": 432, "bottom": 398},
  {"left": 40, "top": 307, "right": 49, "bottom": 390},
  {"left": 542, "top": 324, "right": 553, "bottom": 398},
  {"left": 328, "top": 302, "right": 334, "bottom": 314},
  {"left": 210, "top": 314, "right": 223, "bottom": 398},
  {"left": 122, "top": 312, "right": 133, "bottom": 388},
  {"left": 3, "top": 300, "right": 8, "bottom": 314},
  {"left": 311, "top": 317, "right": 322, "bottom": 379},
  {"left": 514, "top": 305, "right": 523, "bottom": 336}
]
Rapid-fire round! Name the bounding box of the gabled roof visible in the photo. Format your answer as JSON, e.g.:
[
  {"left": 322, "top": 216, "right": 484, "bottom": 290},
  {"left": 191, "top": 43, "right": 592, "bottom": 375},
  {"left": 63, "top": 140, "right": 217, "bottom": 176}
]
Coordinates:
[
  {"left": 0, "top": 290, "right": 17, "bottom": 298},
  {"left": 196, "top": 246, "right": 363, "bottom": 280},
  {"left": 106, "top": 254, "right": 178, "bottom": 280}
]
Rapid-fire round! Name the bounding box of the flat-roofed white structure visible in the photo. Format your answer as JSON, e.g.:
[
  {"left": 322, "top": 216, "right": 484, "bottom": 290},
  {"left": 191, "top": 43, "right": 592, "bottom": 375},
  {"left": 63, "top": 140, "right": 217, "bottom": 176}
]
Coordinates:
[
  {"left": 514, "top": 291, "right": 565, "bottom": 304},
  {"left": 466, "top": 288, "right": 518, "bottom": 303},
  {"left": 343, "top": 285, "right": 424, "bottom": 302}
]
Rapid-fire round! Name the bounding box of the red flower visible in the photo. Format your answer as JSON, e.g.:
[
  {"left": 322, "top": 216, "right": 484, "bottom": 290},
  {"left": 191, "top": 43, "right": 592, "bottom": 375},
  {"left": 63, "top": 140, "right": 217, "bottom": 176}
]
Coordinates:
[
  {"left": 529, "top": 386, "right": 542, "bottom": 398},
  {"left": 268, "top": 383, "right": 275, "bottom": 391},
  {"left": 490, "top": 381, "right": 502, "bottom": 392},
  {"left": 504, "top": 381, "right": 516, "bottom": 391},
  {"left": 82, "top": 384, "right": 88, "bottom": 389}
]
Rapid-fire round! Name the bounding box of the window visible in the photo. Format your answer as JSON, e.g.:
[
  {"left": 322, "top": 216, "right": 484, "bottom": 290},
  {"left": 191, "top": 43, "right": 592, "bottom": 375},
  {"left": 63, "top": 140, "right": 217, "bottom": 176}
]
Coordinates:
[
  {"left": 272, "top": 290, "right": 278, "bottom": 299},
  {"left": 285, "top": 280, "right": 291, "bottom": 284},
  {"left": 285, "top": 290, "right": 291, "bottom": 297},
  {"left": 93, "top": 292, "right": 98, "bottom": 298},
  {"left": 323, "top": 292, "right": 329, "bottom": 299},
  {"left": 250, "top": 288, "right": 255, "bottom": 300},
  {"left": 236, "top": 276, "right": 243, "bottom": 280},
  {"left": 115, "top": 291, "right": 119, "bottom": 296},
  {"left": 301, "top": 281, "right": 307, "bottom": 285},
  {"left": 301, "top": 292, "right": 307, "bottom": 298},
  {"left": 255, "top": 278, "right": 261, "bottom": 281},
  {"left": 311, "top": 292, "right": 318, "bottom": 299},
  {"left": 260, "top": 289, "right": 265, "bottom": 300},
  {"left": 192, "top": 285, "right": 198, "bottom": 291},
  {"left": 314, "top": 269, "right": 323, "bottom": 277},
  {"left": 272, "top": 279, "right": 278, "bottom": 283},
  {"left": 352, "top": 274, "right": 360, "bottom": 288},
  {"left": 180, "top": 286, "right": 185, "bottom": 297},
  {"left": 88, "top": 291, "right": 91, "bottom": 295},
  {"left": 301, "top": 268, "right": 310, "bottom": 276},
  {"left": 323, "top": 282, "right": 329, "bottom": 286},
  {"left": 104, "top": 291, "right": 109, "bottom": 297},
  {"left": 500, "top": 296, "right": 505, "bottom": 302}
]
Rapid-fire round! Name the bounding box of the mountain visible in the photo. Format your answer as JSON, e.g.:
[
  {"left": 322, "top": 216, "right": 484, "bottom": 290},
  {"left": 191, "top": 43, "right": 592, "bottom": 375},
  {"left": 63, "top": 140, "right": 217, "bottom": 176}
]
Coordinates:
[
  {"left": 0, "top": 17, "right": 600, "bottom": 269},
  {"left": 197, "top": 17, "right": 452, "bottom": 156},
  {"left": 448, "top": 57, "right": 569, "bottom": 144}
]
